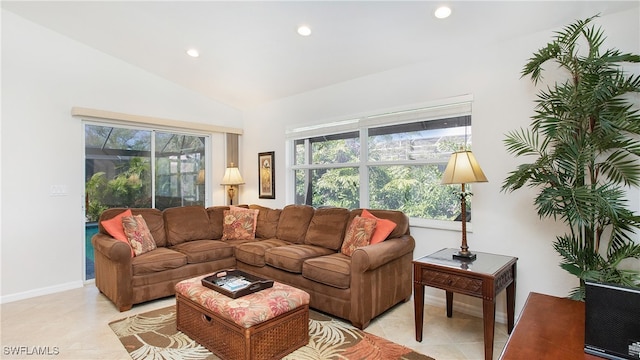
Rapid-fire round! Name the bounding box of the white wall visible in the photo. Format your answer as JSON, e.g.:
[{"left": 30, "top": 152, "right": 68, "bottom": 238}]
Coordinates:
[
  {"left": 0, "top": 10, "right": 242, "bottom": 302},
  {"left": 242, "top": 9, "right": 640, "bottom": 319}
]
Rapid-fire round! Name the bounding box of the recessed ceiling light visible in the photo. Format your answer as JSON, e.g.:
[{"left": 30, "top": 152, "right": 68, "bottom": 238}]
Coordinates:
[
  {"left": 186, "top": 48, "right": 199, "bottom": 58},
  {"left": 434, "top": 6, "right": 452, "bottom": 19},
  {"left": 297, "top": 25, "right": 311, "bottom": 36}
]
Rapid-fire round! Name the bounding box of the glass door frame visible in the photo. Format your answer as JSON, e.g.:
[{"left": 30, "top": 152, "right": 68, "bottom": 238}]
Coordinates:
[{"left": 82, "top": 120, "right": 214, "bottom": 281}]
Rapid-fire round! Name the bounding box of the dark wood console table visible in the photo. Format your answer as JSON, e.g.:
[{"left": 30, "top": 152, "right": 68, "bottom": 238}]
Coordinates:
[
  {"left": 413, "top": 248, "right": 517, "bottom": 360},
  {"left": 499, "top": 292, "right": 601, "bottom": 359}
]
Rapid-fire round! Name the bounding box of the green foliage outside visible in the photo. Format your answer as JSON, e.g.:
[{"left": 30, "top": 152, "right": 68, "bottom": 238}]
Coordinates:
[
  {"left": 502, "top": 15, "right": 640, "bottom": 299},
  {"left": 295, "top": 128, "right": 468, "bottom": 220},
  {"left": 85, "top": 157, "right": 151, "bottom": 221}
]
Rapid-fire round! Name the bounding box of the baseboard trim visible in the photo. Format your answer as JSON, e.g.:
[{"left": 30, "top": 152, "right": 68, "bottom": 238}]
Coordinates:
[
  {"left": 0, "top": 280, "right": 84, "bottom": 304},
  {"left": 2, "top": 280, "right": 508, "bottom": 325}
]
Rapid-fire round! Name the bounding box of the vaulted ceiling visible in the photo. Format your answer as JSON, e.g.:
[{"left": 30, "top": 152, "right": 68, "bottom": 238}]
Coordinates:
[{"left": 3, "top": 1, "right": 638, "bottom": 110}]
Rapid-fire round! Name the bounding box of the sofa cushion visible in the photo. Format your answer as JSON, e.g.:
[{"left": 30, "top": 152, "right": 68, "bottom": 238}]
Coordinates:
[
  {"left": 131, "top": 248, "right": 187, "bottom": 275},
  {"left": 302, "top": 253, "right": 351, "bottom": 289},
  {"left": 249, "top": 204, "right": 282, "bottom": 239},
  {"left": 222, "top": 208, "right": 258, "bottom": 240},
  {"left": 276, "top": 204, "right": 315, "bottom": 243},
  {"left": 170, "top": 240, "right": 234, "bottom": 264},
  {"left": 304, "top": 207, "right": 350, "bottom": 250},
  {"left": 361, "top": 209, "right": 397, "bottom": 244},
  {"left": 234, "top": 239, "right": 292, "bottom": 267},
  {"left": 206, "top": 206, "right": 230, "bottom": 239},
  {"left": 223, "top": 238, "right": 256, "bottom": 248},
  {"left": 100, "top": 208, "right": 134, "bottom": 257},
  {"left": 99, "top": 208, "right": 166, "bottom": 247},
  {"left": 265, "top": 245, "right": 334, "bottom": 273},
  {"left": 122, "top": 215, "right": 157, "bottom": 256},
  {"left": 350, "top": 209, "right": 409, "bottom": 239},
  {"left": 341, "top": 216, "right": 377, "bottom": 256},
  {"left": 164, "top": 206, "right": 213, "bottom": 246}
]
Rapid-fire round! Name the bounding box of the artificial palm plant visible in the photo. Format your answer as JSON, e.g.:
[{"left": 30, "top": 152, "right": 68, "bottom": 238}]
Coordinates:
[{"left": 502, "top": 15, "right": 640, "bottom": 300}]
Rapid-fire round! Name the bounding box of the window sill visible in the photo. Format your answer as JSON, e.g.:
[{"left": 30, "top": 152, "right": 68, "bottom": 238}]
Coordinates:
[{"left": 409, "top": 217, "right": 473, "bottom": 232}]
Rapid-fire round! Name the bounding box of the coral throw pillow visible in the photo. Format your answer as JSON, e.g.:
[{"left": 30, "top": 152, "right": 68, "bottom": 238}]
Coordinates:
[
  {"left": 122, "top": 215, "right": 157, "bottom": 256},
  {"left": 361, "top": 209, "right": 397, "bottom": 244},
  {"left": 100, "top": 209, "right": 134, "bottom": 257},
  {"left": 341, "top": 216, "right": 377, "bottom": 256},
  {"left": 222, "top": 208, "right": 259, "bottom": 240}
]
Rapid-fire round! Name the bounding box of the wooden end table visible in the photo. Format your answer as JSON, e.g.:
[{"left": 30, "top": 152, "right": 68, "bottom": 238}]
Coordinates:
[{"left": 413, "top": 248, "right": 518, "bottom": 360}]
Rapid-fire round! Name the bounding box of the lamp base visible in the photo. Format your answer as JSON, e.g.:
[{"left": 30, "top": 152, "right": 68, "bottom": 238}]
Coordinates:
[{"left": 453, "top": 251, "right": 477, "bottom": 261}]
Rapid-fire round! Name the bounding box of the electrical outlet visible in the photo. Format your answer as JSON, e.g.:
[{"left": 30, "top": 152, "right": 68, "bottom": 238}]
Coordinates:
[{"left": 50, "top": 185, "right": 68, "bottom": 196}]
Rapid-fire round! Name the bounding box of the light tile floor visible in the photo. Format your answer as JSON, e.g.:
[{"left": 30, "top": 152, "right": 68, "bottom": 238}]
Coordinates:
[{"left": 1, "top": 285, "right": 508, "bottom": 359}]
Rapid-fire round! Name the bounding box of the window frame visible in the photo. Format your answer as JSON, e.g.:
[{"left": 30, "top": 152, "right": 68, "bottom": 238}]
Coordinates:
[{"left": 287, "top": 96, "right": 475, "bottom": 230}]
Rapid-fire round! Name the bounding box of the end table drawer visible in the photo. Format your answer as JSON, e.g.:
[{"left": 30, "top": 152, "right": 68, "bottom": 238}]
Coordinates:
[{"left": 421, "top": 269, "right": 483, "bottom": 296}]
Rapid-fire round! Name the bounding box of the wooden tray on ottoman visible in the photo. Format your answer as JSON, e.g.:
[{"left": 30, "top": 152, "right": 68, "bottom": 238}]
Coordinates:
[{"left": 201, "top": 269, "right": 273, "bottom": 298}]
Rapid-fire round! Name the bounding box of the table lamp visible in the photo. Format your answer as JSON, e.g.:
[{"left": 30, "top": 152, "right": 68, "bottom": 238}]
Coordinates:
[
  {"left": 220, "top": 163, "right": 244, "bottom": 205},
  {"left": 441, "top": 150, "right": 488, "bottom": 260}
]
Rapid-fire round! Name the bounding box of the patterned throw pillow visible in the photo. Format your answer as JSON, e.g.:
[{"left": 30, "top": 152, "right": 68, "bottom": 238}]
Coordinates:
[
  {"left": 122, "top": 215, "right": 157, "bottom": 256},
  {"left": 361, "top": 209, "right": 397, "bottom": 244},
  {"left": 340, "top": 216, "right": 377, "bottom": 256},
  {"left": 221, "top": 208, "right": 259, "bottom": 240},
  {"left": 100, "top": 209, "right": 135, "bottom": 257}
]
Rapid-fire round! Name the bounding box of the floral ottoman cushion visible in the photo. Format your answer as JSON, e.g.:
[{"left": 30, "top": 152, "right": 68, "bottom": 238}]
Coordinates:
[{"left": 175, "top": 274, "right": 310, "bottom": 328}]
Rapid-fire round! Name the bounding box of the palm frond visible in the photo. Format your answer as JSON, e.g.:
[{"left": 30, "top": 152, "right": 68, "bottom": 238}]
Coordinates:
[
  {"left": 503, "top": 128, "right": 545, "bottom": 157},
  {"left": 598, "top": 150, "right": 640, "bottom": 186}
]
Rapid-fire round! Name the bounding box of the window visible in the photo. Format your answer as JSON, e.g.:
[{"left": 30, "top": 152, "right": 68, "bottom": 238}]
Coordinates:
[
  {"left": 290, "top": 99, "right": 475, "bottom": 224},
  {"left": 294, "top": 132, "right": 360, "bottom": 208}
]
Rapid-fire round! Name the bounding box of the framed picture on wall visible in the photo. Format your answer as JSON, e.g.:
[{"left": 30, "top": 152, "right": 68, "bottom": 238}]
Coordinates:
[{"left": 258, "top": 151, "right": 275, "bottom": 199}]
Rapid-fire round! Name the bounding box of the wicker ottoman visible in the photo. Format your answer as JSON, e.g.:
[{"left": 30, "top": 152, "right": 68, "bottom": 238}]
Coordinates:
[{"left": 175, "top": 274, "right": 310, "bottom": 360}]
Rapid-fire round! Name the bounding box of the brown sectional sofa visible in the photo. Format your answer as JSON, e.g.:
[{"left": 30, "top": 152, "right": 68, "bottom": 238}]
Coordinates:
[{"left": 92, "top": 204, "right": 415, "bottom": 329}]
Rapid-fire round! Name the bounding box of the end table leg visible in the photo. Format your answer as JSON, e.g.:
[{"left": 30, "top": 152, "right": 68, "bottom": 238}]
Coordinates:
[
  {"left": 482, "top": 299, "right": 496, "bottom": 360},
  {"left": 506, "top": 281, "right": 515, "bottom": 334},
  {"left": 414, "top": 282, "right": 424, "bottom": 342},
  {"left": 506, "top": 264, "right": 517, "bottom": 334},
  {"left": 446, "top": 291, "right": 453, "bottom": 318}
]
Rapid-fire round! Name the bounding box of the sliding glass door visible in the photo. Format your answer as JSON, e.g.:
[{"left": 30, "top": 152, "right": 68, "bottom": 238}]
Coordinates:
[{"left": 84, "top": 123, "right": 209, "bottom": 279}]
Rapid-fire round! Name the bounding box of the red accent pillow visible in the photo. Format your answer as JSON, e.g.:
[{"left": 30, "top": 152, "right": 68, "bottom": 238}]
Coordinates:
[
  {"left": 361, "top": 209, "right": 397, "bottom": 244},
  {"left": 340, "top": 216, "right": 377, "bottom": 256},
  {"left": 100, "top": 209, "right": 134, "bottom": 257}
]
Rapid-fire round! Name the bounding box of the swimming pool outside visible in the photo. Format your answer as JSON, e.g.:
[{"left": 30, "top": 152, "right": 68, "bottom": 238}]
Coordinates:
[{"left": 85, "top": 222, "right": 98, "bottom": 280}]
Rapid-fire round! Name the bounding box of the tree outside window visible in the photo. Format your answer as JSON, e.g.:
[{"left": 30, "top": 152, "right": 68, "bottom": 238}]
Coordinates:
[{"left": 292, "top": 115, "right": 474, "bottom": 221}]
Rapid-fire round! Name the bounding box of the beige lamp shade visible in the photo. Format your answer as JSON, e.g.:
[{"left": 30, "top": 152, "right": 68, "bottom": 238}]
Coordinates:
[
  {"left": 220, "top": 166, "right": 245, "bottom": 185},
  {"left": 441, "top": 150, "right": 488, "bottom": 185}
]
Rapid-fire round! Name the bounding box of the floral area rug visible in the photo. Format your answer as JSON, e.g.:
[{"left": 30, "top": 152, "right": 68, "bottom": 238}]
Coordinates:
[{"left": 109, "top": 305, "right": 434, "bottom": 360}]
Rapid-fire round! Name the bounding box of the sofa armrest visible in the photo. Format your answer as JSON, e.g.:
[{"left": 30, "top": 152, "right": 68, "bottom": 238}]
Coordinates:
[
  {"left": 351, "top": 234, "right": 415, "bottom": 272},
  {"left": 92, "top": 233, "right": 132, "bottom": 263},
  {"left": 349, "top": 234, "right": 415, "bottom": 329},
  {"left": 91, "top": 233, "right": 134, "bottom": 311}
]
